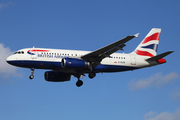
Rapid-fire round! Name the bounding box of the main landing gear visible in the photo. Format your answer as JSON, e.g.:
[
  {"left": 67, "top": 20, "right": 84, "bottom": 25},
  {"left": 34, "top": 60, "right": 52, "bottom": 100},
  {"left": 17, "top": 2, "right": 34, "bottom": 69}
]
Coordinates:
[
  {"left": 75, "top": 74, "right": 83, "bottom": 87},
  {"left": 76, "top": 79, "right": 83, "bottom": 87},
  {"left": 88, "top": 72, "right": 96, "bottom": 79},
  {"left": 29, "top": 68, "right": 34, "bottom": 79},
  {"left": 75, "top": 73, "right": 96, "bottom": 87}
]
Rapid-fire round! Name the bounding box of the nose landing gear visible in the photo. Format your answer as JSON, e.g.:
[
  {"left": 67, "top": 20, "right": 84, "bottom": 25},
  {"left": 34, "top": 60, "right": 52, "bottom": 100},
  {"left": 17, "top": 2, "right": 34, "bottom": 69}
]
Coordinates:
[{"left": 29, "top": 68, "right": 34, "bottom": 79}]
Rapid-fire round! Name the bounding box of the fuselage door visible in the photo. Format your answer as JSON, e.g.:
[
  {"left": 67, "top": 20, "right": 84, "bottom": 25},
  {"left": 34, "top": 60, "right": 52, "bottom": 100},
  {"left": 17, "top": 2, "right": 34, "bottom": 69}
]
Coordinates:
[
  {"left": 130, "top": 54, "right": 136, "bottom": 65},
  {"left": 31, "top": 52, "right": 37, "bottom": 59},
  {"left": 29, "top": 49, "right": 37, "bottom": 59}
]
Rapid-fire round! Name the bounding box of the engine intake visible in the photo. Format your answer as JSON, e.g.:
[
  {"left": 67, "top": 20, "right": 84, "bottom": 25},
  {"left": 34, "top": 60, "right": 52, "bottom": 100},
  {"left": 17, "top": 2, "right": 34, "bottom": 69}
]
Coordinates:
[
  {"left": 44, "top": 71, "right": 71, "bottom": 82},
  {"left": 61, "top": 58, "right": 89, "bottom": 68}
]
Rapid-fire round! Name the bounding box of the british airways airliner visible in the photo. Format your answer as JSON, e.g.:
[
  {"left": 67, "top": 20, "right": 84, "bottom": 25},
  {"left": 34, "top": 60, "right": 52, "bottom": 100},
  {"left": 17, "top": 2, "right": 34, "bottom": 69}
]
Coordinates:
[{"left": 6, "top": 28, "right": 173, "bottom": 87}]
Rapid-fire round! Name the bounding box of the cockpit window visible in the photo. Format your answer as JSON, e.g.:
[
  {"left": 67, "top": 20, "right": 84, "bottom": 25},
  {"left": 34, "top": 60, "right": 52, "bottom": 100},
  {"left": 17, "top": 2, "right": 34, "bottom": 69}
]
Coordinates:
[{"left": 14, "top": 51, "right": 24, "bottom": 54}]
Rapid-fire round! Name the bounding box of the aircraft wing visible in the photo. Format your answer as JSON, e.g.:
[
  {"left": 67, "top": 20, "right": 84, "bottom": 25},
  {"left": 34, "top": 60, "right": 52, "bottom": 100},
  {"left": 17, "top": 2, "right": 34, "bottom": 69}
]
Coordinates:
[{"left": 81, "top": 33, "right": 139, "bottom": 69}]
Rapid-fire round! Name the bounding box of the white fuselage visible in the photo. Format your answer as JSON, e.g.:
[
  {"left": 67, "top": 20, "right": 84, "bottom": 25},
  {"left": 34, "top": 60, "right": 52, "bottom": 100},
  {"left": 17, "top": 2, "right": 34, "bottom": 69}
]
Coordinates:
[{"left": 6, "top": 48, "right": 158, "bottom": 74}]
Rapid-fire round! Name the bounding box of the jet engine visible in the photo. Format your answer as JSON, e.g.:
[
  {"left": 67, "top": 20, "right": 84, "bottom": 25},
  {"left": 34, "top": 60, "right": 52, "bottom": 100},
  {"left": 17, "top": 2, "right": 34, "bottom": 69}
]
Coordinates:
[
  {"left": 61, "top": 58, "right": 89, "bottom": 68},
  {"left": 44, "top": 71, "right": 71, "bottom": 82}
]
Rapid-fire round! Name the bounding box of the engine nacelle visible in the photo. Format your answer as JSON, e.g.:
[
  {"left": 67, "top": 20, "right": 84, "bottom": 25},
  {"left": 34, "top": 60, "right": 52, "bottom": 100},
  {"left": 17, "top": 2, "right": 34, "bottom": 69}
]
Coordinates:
[
  {"left": 61, "top": 58, "right": 89, "bottom": 68},
  {"left": 44, "top": 71, "right": 71, "bottom": 82}
]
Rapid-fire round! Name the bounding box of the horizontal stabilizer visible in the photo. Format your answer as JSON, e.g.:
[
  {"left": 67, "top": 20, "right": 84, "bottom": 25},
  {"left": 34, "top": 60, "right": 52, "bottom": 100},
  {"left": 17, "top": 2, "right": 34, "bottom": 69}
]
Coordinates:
[{"left": 146, "top": 51, "right": 174, "bottom": 61}]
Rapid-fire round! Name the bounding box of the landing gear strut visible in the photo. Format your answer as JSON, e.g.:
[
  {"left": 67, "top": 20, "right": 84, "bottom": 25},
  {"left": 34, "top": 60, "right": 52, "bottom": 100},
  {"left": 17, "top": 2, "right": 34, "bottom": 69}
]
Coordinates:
[{"left": 29, "top": 68, "right": 34, "bottom": 79}]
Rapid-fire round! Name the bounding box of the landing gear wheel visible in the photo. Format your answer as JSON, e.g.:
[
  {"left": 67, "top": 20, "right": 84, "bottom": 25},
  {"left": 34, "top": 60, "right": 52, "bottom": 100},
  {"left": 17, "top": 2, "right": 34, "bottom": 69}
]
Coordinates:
[
  {"left": 29, "top": 68, "right": 35, "bottom": 80},
  {"left": 76, "top": 80, "right": 83, "bottom": 87},
  {"left": 29, "top": 75, "right": 34, "bottom": 79},
  {"left": 88, "top": 72, "right": 96, "bottom": 79}
]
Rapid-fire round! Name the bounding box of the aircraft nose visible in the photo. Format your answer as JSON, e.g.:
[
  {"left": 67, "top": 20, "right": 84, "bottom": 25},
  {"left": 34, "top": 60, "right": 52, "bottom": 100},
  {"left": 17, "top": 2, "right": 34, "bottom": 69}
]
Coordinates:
[{"left": 6, "top": 55, "right": 14, "bottom": 65}]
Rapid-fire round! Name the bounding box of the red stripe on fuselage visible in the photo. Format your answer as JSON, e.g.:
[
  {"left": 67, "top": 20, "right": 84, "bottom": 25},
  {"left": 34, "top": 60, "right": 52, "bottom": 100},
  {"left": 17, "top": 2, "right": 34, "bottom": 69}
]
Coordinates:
[
  {"left": 142, "top": 32, "right": 160, "bottom": 44},
  {"left": 135, "top": 50, "right": 154, "bottom": 57},
  {"left": 28, "top": 50, "right": 50, "bottom": 52}
]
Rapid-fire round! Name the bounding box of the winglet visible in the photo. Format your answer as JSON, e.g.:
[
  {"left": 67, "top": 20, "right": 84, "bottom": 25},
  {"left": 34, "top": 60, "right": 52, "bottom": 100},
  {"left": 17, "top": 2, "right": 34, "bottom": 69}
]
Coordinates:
[{"left": 134, "top": 33, "right": 139, "bottom": 38}]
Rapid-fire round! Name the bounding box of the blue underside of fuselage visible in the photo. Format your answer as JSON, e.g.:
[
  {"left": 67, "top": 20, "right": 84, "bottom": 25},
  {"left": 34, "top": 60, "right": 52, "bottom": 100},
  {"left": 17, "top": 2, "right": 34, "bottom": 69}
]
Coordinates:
[{"left": 7, "top": 60, "right": 138, "bottom": 73}]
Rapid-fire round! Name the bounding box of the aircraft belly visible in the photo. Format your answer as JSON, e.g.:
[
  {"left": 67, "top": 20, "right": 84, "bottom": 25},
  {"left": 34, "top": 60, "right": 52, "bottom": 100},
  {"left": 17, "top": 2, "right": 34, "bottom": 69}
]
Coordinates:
[
  {"left": 8, "top": 60, "right": 59, "bottom": 69},
  {"left": 94, "top": 64, "right": 137, "bottom": 72},
  {"left": 8, "top": 60, "right": 138, "bottom": 73}
]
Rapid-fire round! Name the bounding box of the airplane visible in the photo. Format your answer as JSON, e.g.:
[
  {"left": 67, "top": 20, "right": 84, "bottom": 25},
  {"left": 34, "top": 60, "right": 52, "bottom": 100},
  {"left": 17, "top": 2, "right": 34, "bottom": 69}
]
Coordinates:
[{"left": 6, "top": 28, "right": 173, "bottom": 87}]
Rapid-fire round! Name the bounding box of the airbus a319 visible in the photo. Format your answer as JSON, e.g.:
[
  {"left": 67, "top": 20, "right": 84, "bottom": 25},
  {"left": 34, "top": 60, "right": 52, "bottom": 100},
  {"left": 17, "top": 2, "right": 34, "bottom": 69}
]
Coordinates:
[{"left": 6, "top": 28, "right": 173, "bottom": 87}]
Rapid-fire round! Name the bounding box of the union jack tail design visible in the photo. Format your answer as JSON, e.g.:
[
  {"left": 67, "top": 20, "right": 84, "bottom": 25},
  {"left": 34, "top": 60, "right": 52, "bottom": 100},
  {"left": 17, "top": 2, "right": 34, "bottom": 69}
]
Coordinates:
[{"left": 133, "top": 28, "right": 161, "bottom": 57}]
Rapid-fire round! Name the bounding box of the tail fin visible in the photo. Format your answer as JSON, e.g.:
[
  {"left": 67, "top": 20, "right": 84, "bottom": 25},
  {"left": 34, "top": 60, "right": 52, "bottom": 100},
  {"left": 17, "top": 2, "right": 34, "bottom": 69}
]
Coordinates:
[{"left": 132, "top": 28, "right": 161, "bottom": 57}]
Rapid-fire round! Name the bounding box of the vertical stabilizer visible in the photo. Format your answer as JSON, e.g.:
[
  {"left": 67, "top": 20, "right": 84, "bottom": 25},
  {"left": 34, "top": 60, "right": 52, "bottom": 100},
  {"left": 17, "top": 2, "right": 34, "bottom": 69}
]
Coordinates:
[{"left": 132, "top": 28, "right": 161, "bottom": 57}]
